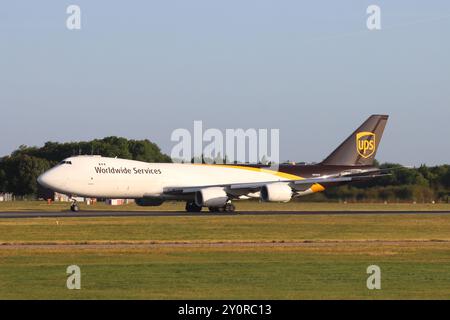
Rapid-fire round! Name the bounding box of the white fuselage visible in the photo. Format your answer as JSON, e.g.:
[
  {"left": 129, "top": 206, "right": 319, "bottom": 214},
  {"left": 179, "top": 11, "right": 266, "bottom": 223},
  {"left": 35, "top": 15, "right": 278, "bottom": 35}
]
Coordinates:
[{"left": 37, "top": 156, "right": 301, "bottom": 199}]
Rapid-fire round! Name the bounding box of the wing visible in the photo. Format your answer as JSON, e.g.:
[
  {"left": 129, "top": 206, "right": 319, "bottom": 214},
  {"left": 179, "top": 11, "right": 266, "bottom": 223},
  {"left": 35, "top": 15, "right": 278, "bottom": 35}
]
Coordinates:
[{"left": 163, "top": 173, "right": 390, "bottom": 197}]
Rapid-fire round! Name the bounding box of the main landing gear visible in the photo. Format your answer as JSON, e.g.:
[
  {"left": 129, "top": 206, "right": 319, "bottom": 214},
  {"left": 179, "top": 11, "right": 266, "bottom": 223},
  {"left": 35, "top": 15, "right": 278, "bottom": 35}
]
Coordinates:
[
  {"left": 185, "top": 201, "right": 202, "bottom": 212},
  {"left": 185, "top": 201, "right": 236, "bottom": 213},
  {"left": 208, "top": 202, "right": 236, "bottom": 213}
]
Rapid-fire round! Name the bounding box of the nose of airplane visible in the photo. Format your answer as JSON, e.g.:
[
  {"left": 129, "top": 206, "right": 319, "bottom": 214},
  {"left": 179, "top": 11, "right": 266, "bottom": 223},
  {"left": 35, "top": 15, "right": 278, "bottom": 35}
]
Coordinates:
[
  {"left": 37, "top": 169, "right": 65, "bottom": 190},
  {"left": 37, "top": 171, "right": 52, "bottom": 189}
]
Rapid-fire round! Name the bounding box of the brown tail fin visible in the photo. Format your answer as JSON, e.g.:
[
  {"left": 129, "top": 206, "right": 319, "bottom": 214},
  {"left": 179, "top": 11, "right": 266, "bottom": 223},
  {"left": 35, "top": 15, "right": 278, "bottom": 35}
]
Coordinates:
[{"left": 321, "top": 115, "right": 389, "bottom": 166}]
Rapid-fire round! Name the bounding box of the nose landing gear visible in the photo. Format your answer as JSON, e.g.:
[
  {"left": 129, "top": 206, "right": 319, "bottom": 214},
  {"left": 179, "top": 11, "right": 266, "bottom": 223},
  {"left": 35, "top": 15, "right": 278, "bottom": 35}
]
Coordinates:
[{"left": 70, "top": 200, "right": 80, "bottom": 212}]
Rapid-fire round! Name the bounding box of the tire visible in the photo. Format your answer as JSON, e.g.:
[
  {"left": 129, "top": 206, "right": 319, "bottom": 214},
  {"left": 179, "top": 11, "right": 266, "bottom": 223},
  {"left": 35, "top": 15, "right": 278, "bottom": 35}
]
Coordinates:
[
  {"left": 225, "top": 203, "right": 235, "bottom": 213},
  {"left": 70, "top": 204, "right": 79, "bottom": 212},
  {"left": 186, "top": 202, "right": 202, "bottom": 212}
]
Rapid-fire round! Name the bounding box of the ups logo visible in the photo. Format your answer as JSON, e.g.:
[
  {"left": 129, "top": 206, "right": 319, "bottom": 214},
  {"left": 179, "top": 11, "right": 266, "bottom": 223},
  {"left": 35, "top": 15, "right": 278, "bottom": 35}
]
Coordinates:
[{"left": 356, "top": 132, "right": 376, "bottom": 158}]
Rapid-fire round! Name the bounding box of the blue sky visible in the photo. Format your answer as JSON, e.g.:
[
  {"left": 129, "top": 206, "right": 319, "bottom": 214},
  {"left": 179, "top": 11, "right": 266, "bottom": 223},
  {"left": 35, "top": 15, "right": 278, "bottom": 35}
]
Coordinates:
[{"left": 1, "top": 1, "right": 449, "bottom": 165}]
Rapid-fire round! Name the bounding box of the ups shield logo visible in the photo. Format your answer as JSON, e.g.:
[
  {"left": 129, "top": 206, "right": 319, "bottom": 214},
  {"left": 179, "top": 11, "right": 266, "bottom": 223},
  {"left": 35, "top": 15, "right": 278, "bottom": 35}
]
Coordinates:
[{"left": 356, "top": 132, "right": 376, "bottom": 158}]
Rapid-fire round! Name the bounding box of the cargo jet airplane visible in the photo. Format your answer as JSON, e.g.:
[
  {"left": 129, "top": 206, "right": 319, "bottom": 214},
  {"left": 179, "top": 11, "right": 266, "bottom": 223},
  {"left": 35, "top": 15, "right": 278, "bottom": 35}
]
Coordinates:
[{"left": 38, "top": 115, "right": 389, "bottom": 212}]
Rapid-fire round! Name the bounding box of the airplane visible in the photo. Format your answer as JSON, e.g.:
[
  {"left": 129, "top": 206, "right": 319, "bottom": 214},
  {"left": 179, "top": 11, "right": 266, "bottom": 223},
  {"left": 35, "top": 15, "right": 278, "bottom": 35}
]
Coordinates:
[{"left": 37, "top": 114, "right": 389, "bottom": 213}]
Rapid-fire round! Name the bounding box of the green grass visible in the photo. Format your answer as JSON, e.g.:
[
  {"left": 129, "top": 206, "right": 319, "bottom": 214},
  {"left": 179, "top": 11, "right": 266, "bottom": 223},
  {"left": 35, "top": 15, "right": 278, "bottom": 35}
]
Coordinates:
[
  {"left": 1, "top": 213, "right": 450, "bottom": 299},
  {"left": 0, "top": 200, "right": 449, "bottom": 212},
  {"left": 1, "top": 244, "right": 450, "bottom": 299},
  {"left": 1, "top": 214, "right": 450, "bottom": 242}
]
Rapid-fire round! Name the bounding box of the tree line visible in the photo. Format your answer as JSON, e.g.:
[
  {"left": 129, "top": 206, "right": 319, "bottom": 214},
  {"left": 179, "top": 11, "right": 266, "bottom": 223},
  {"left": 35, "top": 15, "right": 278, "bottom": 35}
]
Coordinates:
[
  {"left": 0, "top": 138, "right": 448, "bottom": 202},
  {"left": 317, "top": 162, "right": 450, "bottom": 203}
]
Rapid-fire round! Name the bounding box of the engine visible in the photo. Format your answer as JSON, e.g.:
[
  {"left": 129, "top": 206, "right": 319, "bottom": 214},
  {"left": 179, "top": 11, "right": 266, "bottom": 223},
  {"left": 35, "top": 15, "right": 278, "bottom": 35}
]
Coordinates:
[
  {"left": 195, "top": 187, "right": 228, "bottom": 207},
  {"left": 135, "top": 197, "right": 164, "bottom": 206},
  {"left": 260, "top": 183, "right": 292, "bottom": 202}
]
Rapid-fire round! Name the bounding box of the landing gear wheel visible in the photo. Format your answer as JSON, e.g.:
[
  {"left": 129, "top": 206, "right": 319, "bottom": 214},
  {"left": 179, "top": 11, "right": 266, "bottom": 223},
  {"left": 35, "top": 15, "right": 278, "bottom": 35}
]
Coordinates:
[
  {"left": 185, "top": 201, "right": 202, "bottom": 212},
  {"left": 70, "top": 201, "right": 79, "bottom": 212},
  {"left": 208, "top": 206, "right": 225, "bottom": 213},
  {"left": 224, "top": 203, "right": 236, "bottom": 213},
  {"left": 209, "top": 203, "right": 235, "bottom": 213}
]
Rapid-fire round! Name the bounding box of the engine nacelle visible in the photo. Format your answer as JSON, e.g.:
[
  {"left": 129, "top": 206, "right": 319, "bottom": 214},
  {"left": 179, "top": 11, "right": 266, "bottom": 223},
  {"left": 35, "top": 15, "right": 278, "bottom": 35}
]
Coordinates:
[
  {"left": 260, "top": 183, "right": 292, "bottom": 202},
  {"left": 195, "top": 187, "right": 228, "bottom": 207},
  {"left": 135, "top": 197, "right": 164, "bottom": 206}
]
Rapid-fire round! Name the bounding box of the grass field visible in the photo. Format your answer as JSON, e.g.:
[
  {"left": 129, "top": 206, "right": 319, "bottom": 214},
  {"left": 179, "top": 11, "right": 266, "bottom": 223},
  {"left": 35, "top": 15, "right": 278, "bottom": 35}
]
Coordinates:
[
  {"left": 1, "top": 207, "right": 450, "bottom": 299},
  {"left": 1, "top": 243, "right": 449, "bottom": 299},
  {"left": 0, "top": 200, "right": 449, "bottom": 212}
]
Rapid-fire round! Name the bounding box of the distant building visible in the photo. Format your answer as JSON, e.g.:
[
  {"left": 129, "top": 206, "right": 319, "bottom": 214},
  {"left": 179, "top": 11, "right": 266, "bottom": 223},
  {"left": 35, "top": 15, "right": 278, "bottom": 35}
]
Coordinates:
[
  {"left": 55, "top": 194, "right": 85, "bottom": 203},
  {"left": 54, "top": 192, "right": 70, "bottom": 202},
  {"left": 106, "top": 199, "right": 134, "bottom": 206},
  {"left": 0, "top": 193, "right": 13, "bottom": 202},
  {"left": 106, "top": 199, "right": 125, "bottom": 206}
]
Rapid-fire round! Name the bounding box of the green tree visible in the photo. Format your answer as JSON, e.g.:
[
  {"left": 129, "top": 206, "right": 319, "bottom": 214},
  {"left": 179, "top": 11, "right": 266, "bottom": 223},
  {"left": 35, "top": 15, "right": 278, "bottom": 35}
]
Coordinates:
[{"left": 0, "top": 155, "right": 51, "bottom": 195}]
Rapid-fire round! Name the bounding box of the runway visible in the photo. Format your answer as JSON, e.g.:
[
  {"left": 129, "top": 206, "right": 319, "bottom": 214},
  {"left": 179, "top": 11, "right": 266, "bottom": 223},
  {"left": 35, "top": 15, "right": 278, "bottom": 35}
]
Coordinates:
[{"left": 0, "top": 210, "right": 449, "bottom": 219}]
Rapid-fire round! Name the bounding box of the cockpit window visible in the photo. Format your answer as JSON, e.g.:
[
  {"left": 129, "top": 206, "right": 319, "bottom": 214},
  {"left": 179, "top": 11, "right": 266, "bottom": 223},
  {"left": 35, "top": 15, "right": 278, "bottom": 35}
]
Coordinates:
[{"left": 59, "top": 161, "right": 72, "bottom": 165}]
